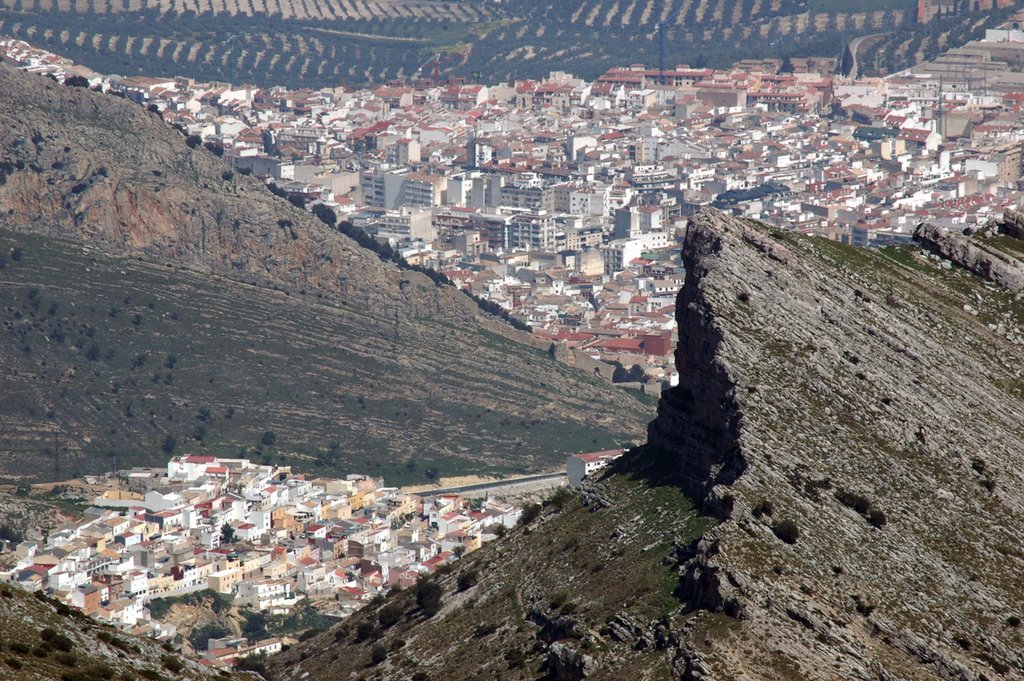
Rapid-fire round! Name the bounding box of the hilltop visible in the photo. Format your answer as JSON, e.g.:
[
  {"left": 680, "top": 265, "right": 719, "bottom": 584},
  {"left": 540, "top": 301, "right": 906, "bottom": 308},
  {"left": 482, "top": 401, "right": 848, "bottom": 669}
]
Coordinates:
[
  {"left": 271, "top": 209, "right": 1024, "bottom": 679},
  {"left": 0, "top": 65, "right": 653, "bottom": 483}
]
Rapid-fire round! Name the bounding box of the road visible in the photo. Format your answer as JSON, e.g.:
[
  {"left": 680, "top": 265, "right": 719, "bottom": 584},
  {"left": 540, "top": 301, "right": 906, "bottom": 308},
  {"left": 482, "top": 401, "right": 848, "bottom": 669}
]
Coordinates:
[
  {"left": 411, "top": 472, "right": 567, "bottom": 498},
  {"left": 846, "top": 32, "right": 890, "bottom": 80}
]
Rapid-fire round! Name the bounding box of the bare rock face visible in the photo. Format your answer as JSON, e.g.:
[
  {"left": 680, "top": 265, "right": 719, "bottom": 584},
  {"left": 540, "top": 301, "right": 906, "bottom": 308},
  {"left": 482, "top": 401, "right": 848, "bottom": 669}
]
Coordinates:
[
  {"left": 650, "top": 208, "right": 1024, "bottom": 679},
  {"left": 914, "top": 222, "right": 1024, "bottom": 291},
  {"left": 0, "top": 65, "right": 472, "bottom": 322}
]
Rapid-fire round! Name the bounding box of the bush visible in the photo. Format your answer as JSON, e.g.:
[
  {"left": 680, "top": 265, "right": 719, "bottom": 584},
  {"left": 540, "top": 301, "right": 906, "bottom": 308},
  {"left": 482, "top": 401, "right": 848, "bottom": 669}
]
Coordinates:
[
  {"left": 204, "top": 141, "right": 225, "bottom": 157},
  {"left": 162, "top": 655, "right": 184, "bottom": 673},
  {"left": 40, "top": 628, "right": 74, "bottom": 652},
  {"left": 355, "top": 621, "right": 378, "bottom": 643},
  {"left": 519, "top": 503, "right": 542, "bottom": 526},
  {"left": 457, "top": 569, "right": 479, "bottom": 592},
  {"left": 545, "top": 487, "right": 573, "bottom": 510},
  {"left": 64, "top": 75, "right": 90, "bottom": 88},
  {"left": 752, "top": 499, "right": 774, "bottom": 518},
  {"left": 867, "top": 509, "right": 887, "bottom": 529},
  {"left": 185, "top": 135, "right": 202, "bottom": 149},
  {"left": 378, "top": 603, "right": 403, "bottom": 629},
  {"left": 835, "top": 490, "right": 871, "bottom": 515},
  {"left": 771, "top": 519, "right": 800, "bottom": 544},
  {"left": 415, "top": 578, "right": 443, "bottom": 618},
  {"left": 473, "top": 623, "right": 498, "bottom": 638},
  {"left": 370, "top": 644, "right": 388, "bottom": 665}
]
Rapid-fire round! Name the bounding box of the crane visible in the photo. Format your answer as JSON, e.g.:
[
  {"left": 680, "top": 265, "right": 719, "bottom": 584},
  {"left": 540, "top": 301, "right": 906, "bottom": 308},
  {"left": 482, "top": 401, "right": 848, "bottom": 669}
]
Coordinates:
[{"left": 413, "top": 53, "right": 445, "bottom": 86}]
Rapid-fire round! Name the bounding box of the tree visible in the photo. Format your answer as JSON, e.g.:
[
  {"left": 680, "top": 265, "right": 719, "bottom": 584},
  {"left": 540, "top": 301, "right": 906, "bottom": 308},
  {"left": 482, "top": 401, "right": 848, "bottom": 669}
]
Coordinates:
[
  {"left": 415, "top": 577, "right": 443, "bottom": 617},
  {"left": 161, "top": 435, "right": 177, "bottom": 455},
  {"left": 243, "top": 610, "right": 267, "bottom": 638},
  {"left": 312, "top": 203, "right": 337, "bottom": 228},
  {"left": 220, "top": 523, "right": 235, "bottom": 544},
  {"left": 453, "top": 545, "right": 466, "bottom": 559},
  {"left": 64, "top": 75, "right": 90, "bottom": 88},
  {"left": 261, "top": 431, "right": 277, "bottom": 447}
]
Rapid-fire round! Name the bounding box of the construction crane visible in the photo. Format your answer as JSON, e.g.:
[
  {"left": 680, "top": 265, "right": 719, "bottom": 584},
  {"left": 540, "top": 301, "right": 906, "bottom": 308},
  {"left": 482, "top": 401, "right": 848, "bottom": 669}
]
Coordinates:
[{"left": 414, "top": 53, "right": 444, "bottom": 86}]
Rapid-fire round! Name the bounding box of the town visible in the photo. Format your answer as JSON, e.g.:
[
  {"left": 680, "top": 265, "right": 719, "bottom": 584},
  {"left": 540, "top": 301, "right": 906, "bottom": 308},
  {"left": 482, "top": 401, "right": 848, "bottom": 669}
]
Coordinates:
[
  {"left": 0, "top": 450, "right": 622, "bottom": 668},
  {"left": 6, "top": 19, "right": 1024, "bottom": 389}
]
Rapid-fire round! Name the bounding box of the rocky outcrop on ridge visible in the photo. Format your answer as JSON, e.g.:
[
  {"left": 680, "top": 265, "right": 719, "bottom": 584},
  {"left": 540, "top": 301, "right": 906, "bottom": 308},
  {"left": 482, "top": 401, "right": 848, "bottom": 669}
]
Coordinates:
[
  {"left": 274, "top": 208, "right": 1024, "bottom": 681},
  {"left": 0, "top": 65, "right": 468, "bottom": 321},
  {"left": 648, "top": 208, "right": 1024, "bottom": 679}
]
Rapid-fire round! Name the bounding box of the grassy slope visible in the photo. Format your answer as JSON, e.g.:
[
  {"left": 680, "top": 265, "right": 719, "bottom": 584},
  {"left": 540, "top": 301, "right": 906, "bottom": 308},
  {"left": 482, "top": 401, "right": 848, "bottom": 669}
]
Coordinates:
[
  {"left": 0, "top": 585, "right": 235, "bottom": 681},
  {"left": 0, "top": 228, "right": 651, "bottom": 484},
  {"left": 269, "top": 449, "right": 717, "bottom": 680}
]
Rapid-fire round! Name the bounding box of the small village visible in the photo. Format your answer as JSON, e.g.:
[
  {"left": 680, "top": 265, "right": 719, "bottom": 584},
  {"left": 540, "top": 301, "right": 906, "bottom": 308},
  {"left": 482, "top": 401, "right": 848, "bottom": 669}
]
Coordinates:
[{"left": 0, "top": 451, "right": 622, "bottom": 668}]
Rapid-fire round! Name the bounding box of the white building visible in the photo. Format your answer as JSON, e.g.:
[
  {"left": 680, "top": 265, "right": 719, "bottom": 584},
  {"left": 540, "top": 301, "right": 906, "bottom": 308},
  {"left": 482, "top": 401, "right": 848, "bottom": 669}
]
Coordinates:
[{"left": 566, "top": 450, "right": 625, "bottom": 487}]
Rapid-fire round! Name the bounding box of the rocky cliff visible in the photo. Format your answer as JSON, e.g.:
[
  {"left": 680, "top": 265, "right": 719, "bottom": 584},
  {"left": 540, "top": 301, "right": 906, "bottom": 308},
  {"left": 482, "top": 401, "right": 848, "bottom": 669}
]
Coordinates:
[
  {"left": 0, "top": 65, "right": 461, "bottom": 321},
  {"left": 272, "top": 209, "right": 1024, "bottom": 680},
  {"left": 0, "top": 65, "right": 652, "bottom": 480}
]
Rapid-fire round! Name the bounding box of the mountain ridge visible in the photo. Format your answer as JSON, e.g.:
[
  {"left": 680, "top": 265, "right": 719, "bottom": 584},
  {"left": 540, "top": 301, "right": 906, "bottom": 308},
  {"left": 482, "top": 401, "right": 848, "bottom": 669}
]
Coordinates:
[
  {"left": 271, "top": 209, "right": 1024, "bottom": 680},
  {"left": 0, "top": 65, "right": 653, "bottom": 482}
]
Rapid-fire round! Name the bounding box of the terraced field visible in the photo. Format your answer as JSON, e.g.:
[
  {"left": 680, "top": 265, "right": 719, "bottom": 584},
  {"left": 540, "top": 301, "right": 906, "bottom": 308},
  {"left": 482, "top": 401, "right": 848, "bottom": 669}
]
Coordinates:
[{"left": 0, "top": 0, "right": 936, "bottom": 86}]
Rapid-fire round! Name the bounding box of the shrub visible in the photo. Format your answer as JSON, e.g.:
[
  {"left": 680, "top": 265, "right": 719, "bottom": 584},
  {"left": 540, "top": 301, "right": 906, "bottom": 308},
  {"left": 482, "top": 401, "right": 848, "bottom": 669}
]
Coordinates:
[
  {"left": 457, "top": 569, "right": 479, "bottom": 592},
  {"left": 752, "top": 499, "right": 773, "bottom": 518},
  {"left": 835, "top": 490, "right": 871, "bottom": 515},
  {"left": 378, "top": 603, "right": 403, "bottom": 629},
  {"left": 355, "top": 621, "right": 378, "bottom": 642},
  {"left": 370, "top": 644, "right": 388, "bottom": 665},
  {"left": 185, "top": 135, "right": 202, "bottom": 149},
  {"left": 56, "top": 652, "right": 77, "bottom": 667},
  {"left": 64, "top": 75, "right": 90, "bottom": 88},
  {"left": 6, "top": 657, "right": 22, "bottom": 670},
  {"left": 204, "top": 141, "right": 225, "bottom": 157},
  {"left": 545, "top": 486, "right": 573, "bottom": 510},
  {"left": 519, "top": 503, "right": 541, "bottom": 526},
  {"left": 415, "top": 578, "right": 443, "bottom": 618},
  {"left": 162, "top": 655, "right": 184, "bottom": 673},
  {"left": 40, "top": 628, "right": 74, "bottom": 652},
  {"left": 771, "top": 519, "right": 800, "bottom": 544},
  {"left": 867, "top": 509, "right": 887, "bottom": 529},
  {"left": 474, "top": 623, "right": 499, "bottom": 638},
  {"left": 1006, "top": 615, "right": 1021, "bottom": 627}
]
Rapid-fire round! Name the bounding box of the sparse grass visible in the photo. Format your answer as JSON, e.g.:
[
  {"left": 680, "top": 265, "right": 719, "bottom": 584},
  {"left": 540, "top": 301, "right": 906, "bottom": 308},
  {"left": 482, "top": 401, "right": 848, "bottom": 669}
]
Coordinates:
[{"left": 273, "top": 448, "right": 717, "bottom": 679}]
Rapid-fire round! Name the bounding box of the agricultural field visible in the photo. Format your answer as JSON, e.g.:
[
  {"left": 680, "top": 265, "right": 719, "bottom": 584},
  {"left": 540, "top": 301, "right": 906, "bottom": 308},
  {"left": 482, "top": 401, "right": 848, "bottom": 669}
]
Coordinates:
[
  {"left": 856, "top": 8, "right": 1016, "bottom": 75},
  {"left": 0, "top": 0, "right": 935, "bottom": 87}
]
